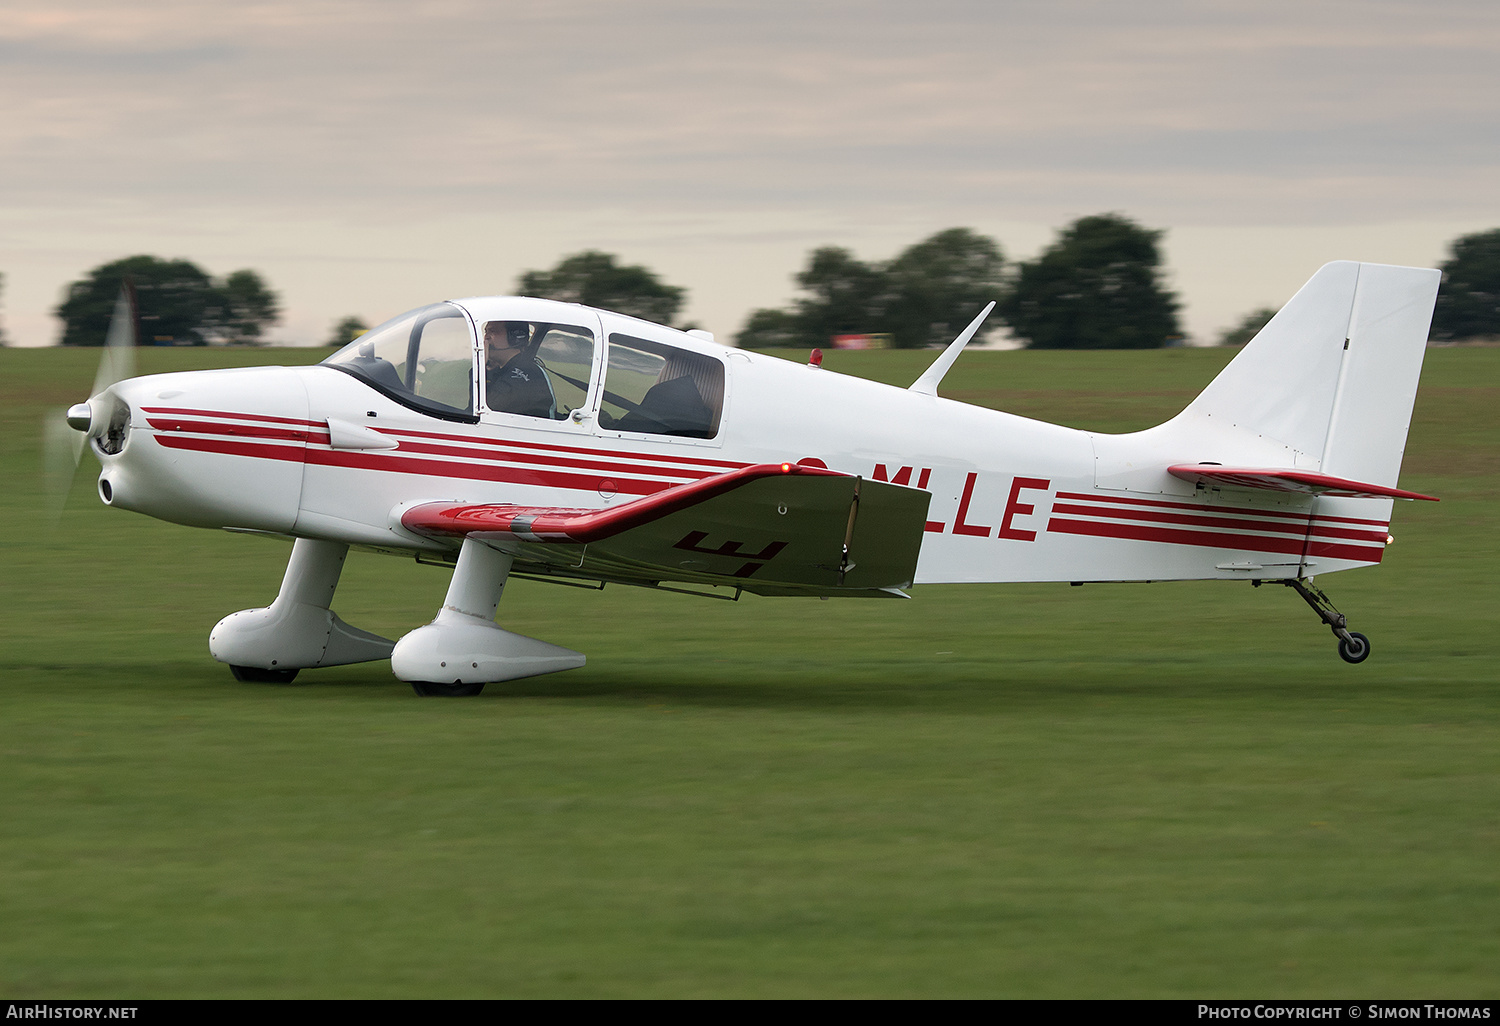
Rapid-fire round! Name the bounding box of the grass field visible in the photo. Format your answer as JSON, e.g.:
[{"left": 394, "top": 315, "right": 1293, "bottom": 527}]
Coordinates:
[{"left": 0, "top": 343, "right": 1496, "bottom": 997}]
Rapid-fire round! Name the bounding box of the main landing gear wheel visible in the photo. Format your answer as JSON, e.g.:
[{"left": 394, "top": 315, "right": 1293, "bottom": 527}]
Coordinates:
[
  {"left": 229, "top": 665, "right": 300, "bottom": 684},
  {"left": 410, "top": 680, "right": 486, "bottom": 697},
  {"left": 1338, "top": 631, "right": 1371, "bottom": 664}
]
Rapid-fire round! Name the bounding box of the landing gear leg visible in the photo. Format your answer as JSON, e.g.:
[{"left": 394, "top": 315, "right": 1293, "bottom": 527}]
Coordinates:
[
  {"left": 1268, "top": 577, "right": 1371, "bottom": 664},
  {"left": 210, "top": 538, "right": 397, "bottom": 680},
  {"left": 391, "top": 537, "right": 586, "bottom": 696}
]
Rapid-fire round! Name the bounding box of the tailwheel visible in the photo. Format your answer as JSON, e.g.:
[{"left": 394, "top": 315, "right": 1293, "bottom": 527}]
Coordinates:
[
  {"left": 410, "top": 680, "right": 486, "bottom": 697},
  {"left": 1272, "top": 578, "right": 1372, "bottom": 664},
  {"left": 230, "top": 665, "right": 300, "bottom": 684},
  {"left": 1338, "top": 631, "right": 1371, "bottom": 664}
]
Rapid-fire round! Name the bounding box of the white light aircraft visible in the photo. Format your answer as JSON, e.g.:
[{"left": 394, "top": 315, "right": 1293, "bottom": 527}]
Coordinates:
[{"left": 61, "top": 261, "right": 1439, "bottom": 695}]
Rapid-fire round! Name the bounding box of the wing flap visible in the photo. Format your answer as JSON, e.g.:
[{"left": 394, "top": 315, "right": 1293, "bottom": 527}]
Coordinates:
[{"left": 1167, "top": 464, "right": 1437, "bottom": 501}]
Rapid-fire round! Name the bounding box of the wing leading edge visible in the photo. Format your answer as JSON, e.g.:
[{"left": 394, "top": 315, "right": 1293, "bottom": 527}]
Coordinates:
[{"left": 401, "top": 462, "right": 932, "bottom": 597}]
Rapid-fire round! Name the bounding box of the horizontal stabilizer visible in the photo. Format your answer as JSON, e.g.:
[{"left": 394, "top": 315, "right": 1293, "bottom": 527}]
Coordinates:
[{"left": 1167, "top": 464, "right": 1438, "bottom": 502}]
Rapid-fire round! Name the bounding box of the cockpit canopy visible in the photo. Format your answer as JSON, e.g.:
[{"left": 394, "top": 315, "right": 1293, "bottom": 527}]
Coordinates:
[{"left": 323, "top": 299, "right": 726, "bottom": 438}]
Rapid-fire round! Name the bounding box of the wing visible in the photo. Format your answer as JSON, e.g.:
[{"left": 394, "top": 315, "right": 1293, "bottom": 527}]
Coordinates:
[
  {"left": 400, "top": 462, "right": 932, "bottom": 597},
  {"left": 1167, "top": 465, "right": 1438, "bottom": 502}
]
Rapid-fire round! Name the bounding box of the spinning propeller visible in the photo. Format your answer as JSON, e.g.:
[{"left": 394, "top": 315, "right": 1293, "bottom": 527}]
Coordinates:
[{"left": 42, "top": 287, "right": 137, "bottom": 513}]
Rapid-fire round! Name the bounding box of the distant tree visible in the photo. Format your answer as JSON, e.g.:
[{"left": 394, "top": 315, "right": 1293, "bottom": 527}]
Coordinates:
[
  {"left": 735, "top": 228, "right": 1007, "bottom": 350},
  {"left": 58, "top": 256, "right": 212, "bottom": 346},
  {"left": 518, "top": 251, "right": 686, "bottom": 325},
  {"left": 791, "top": 246, "right": 888, "bottom": 345},
  {"left": 55, "top": 255, "right": 281, "bottom": 346},
  {"left": 219, "top": 269, "right": 280, "bottom": 345},
  {"left": 882, "top": 228, "right": 1005, "bottom": 348},
  {"left": 1218, "top": 306, "right": 1278, "bottom": 347},
  {"left": 0, "top": 272, "right": 9, "bottom": 346},
  {"left": 1000, "top": 214, "right": 1181, "bottom": 349},
  {"left": 734, "top": 308, "right": 802, "bottom": 348},
  {"left": 328, "top": 315, "right": 369, "bottom": 347},
  {"left": 1430, "top": 227, "right": 1500, "bottom": 341}
]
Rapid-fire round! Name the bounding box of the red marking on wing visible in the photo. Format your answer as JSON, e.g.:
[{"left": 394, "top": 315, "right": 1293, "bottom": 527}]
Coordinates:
[
  {"left": 401, "top": 463, "right": 846, "bottom": 544},
  {"left": 1166, "top": 466, "right": 1438, "bottom": 502}
]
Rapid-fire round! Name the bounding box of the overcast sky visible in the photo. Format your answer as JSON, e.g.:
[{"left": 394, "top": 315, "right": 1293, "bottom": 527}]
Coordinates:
[{"left": 3, "top": 0, "right": 1498, "bottom": 346}]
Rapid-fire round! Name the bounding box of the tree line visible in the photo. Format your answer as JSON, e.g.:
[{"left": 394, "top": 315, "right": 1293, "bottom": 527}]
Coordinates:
[
  {"left": 737, "top": 219, "right": 1500, "bottom": 349},
  {"left": 49, "top": 222, "right": 1500, "bottom": 349},
  {"left": 507, "top": 217, "right": 1181, "bottom": 350},
  {"left": 737, "top": 216, "right": 1182, "bottom": 350}
]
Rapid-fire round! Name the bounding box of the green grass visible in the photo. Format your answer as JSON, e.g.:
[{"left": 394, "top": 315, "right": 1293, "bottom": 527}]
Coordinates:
[{"left": 0, "top": 344, "right": 1496, "bottom": 997}]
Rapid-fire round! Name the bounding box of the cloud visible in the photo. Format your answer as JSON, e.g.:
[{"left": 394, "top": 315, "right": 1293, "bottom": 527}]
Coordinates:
[{"left": 2, "top": 0, "right": 1498, "bottom": 344}]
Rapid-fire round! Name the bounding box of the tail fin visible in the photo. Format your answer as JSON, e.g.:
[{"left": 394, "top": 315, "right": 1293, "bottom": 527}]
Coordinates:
[{"left": 1181, "top": 261, "right": 1440, "bottom": 486}]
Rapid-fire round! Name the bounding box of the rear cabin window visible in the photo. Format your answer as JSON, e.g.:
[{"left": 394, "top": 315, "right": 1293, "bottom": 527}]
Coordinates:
[{"left": 600, "top": 334, "right": 724, "bottom": 439}]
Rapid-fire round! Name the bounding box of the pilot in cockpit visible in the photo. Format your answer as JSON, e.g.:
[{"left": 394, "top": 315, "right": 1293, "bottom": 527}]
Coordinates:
[{"left": 484, "top": 320, "right": 553, "bottom": 418}]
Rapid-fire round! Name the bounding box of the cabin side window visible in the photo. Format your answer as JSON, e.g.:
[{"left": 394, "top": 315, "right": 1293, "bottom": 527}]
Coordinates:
[
  {"left": 482, "top": 322, "right": 596, "bottom": 420},
  {"left": 600, "top": 334, "right": 724, "bottom": 439},
  {"left": 322, "top": 303, "right": 475, "bottom": 421}
]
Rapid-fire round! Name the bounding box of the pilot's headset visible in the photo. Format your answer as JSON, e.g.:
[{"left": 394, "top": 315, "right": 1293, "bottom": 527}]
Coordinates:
[{"left": 486, "top": 321, "right": 535, "bottom": 367}]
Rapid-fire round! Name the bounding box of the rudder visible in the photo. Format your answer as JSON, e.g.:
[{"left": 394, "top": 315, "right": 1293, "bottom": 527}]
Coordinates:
[{"left": 1320, "top": 263, "right": 1440, "bottom": 487}]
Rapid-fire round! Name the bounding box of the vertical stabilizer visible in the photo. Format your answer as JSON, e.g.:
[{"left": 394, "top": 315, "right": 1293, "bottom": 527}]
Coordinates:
[
  {"left": 1182, "top": 261, "right": 1357, "bottom": 468},
  {"left": 1178, "top": 261, "right": 1439, "bottom": 484}
]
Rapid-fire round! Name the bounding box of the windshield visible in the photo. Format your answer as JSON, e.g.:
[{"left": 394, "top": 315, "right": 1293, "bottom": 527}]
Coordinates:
[{"left": 323, "top": 303, "right": 476, "bottom": 421}]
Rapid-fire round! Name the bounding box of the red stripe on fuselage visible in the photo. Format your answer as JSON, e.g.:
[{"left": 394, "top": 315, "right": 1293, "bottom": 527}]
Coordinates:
[
  {"left": 142, "top": 406, "right": 324, "bottom": 429},
  {"left": 153, "top": 433, "right": 680, "bottom": 496},
  {"left": 372, "top": 437, "right": 711, "bottom": 483},
  {"left": 386, "top": 424, "right": 747, "bottom": 471},
  {"left": 1053, "top": 490, "right": 1390, "bottom": 528},
  {"left": 1048, "top": 500, "right": 1389, "bottom": 545},
  {"left": 142, "top": 405, "right": 749, "bottom": 475},
  {"left": 145, "top": 416, "right": 316, "bottom": 443},
  {"left": 1047, "top": 516, "right": 1383, "bottom": 563},
  {"left": 154, "top": 424, "right": 707, "bottom": 488}
]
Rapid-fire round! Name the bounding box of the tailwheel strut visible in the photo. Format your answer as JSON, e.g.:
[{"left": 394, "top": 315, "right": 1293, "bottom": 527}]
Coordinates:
[{"left": 1266, "top": 577, "right": 1370, "bottom": 664}]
